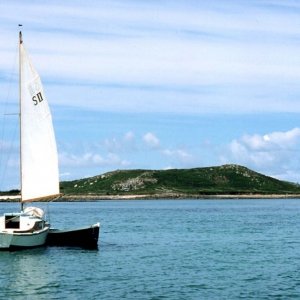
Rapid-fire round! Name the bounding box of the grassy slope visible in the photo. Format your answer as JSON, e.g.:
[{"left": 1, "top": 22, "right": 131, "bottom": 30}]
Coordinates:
[{"left": 60, "top": 164, "right": 300, "bottom": 196}]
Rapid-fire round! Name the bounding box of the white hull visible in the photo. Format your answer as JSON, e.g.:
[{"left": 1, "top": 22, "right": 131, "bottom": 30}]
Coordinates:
[{"left": 0, "top": 226, "right": 49, "bottom": 250}]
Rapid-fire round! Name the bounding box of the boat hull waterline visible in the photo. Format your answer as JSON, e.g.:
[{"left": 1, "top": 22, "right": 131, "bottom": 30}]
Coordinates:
[{"left": 0, "top": 226, "right": 49, "bottom": 250}]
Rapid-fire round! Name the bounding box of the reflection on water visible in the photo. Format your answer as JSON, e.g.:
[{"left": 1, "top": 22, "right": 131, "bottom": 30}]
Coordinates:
[{"left": 0, "top": 247, "right": 59, "bottom": 298}]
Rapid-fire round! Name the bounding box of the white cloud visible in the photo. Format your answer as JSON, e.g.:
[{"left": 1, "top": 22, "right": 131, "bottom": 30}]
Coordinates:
[
  {"left": 163, "top": 148, "right": 191, "bottom": 159},
  {"left": 162, "top": 148, "right": 195, "bottom": 167},
  {"left": 103, "top": 131, "right": 136, "bottom": 152},
  {"left": 124, "top": 131, "right": 135, "bottom": 142},
  {"left": 1, "top": 1, "right": 300, "bottom": 114},
  {"left": 240, "top": 128, "right": 300, "bottom": 150},
  {"left": 59, "top": 151, "right": 130, "bottom": 168},
  {"left": 60, "top": 172, "right": 71, "bottom": 177},
  {"left": 143, "top": 132, "right": 160, "bottom": 149},
  {"left": 220, "top": 128, "right": 300, "bottom": 182},
  {"left": 2, "top": 0, "right": 300, "bottom": 187}
]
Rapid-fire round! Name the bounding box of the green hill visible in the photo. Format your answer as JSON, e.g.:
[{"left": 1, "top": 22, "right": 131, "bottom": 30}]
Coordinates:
[{"left": 60, "top": 164, "right": 300, "bottom": 197}]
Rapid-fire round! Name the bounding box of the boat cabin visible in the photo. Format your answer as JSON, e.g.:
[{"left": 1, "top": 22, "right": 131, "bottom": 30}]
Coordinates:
[{"left": 0, "top": 213, "right": 45, "bottom": 233}]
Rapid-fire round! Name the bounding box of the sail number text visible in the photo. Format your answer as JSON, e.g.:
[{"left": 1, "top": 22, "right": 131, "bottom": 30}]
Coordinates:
[{"left": 32, "top": 92, "right": 44, "bottom": 105}]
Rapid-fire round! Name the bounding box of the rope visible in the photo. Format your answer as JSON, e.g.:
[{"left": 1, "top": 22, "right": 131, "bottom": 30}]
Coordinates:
[{"left": 0, "top": 43, "right": 18, "bottom": 191}]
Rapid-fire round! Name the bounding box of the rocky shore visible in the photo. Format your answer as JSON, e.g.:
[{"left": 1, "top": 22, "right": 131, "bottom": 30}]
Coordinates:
[
  {"left": 1, "top": 193, "right": 300, "bottom": 202},
  {"left": 60, "top": 193, "right": 300, "bottom": 201}
]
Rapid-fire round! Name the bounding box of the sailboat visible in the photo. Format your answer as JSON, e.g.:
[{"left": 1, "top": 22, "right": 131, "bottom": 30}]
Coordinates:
[
  {"left": 0, "top": 31, "right": 60, "bottom": 249},
  {"left": 0, "top": 31, "right": 100, "bottom": 250}
]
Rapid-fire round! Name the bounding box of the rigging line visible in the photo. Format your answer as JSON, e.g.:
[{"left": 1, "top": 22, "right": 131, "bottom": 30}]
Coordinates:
[
  {"left": 46, "top": 202, "right": 51, "bottom": 225},
  {"left": 0, "top": 43, "right": 18, "bottom": 191},
  {"left": 0, "top": 121, "right": 18, "bottom": 191}
]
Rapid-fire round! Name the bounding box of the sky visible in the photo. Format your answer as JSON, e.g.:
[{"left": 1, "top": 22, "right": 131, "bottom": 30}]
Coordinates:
[{"left": 1, "top": 0, "right": 300, "bottom": 189}]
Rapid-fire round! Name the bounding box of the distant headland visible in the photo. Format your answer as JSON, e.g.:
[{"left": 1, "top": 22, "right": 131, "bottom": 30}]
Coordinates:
[{"left": 2, "top": 164, "right": 300, "bottom": 201}]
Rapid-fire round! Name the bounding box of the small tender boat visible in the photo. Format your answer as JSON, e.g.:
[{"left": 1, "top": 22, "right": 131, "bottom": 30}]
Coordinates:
[{"left": 46, "top": 223, "right": 100, "bottom": 249}]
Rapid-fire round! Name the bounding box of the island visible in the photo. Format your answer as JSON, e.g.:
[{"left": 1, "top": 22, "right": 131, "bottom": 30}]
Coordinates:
[
  {"left": 60, "top": 164, "right": 300, "bottom": 200},
  {"left": 2, "top": 164, "right": 300, "bottom": 201}
]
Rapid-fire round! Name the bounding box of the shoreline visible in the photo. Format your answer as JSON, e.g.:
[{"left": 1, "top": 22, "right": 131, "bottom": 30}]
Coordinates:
[
  {"left": 1, "top": 193, "right": 300, "bottom": 202},
  {"left": 60, "top": 193, "right": 300, "bottom": 201}
]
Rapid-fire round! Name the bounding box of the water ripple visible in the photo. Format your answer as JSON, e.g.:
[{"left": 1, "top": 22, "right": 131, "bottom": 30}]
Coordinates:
[{"left": 1, "top": 199, "right": 300, "bottom": 299}]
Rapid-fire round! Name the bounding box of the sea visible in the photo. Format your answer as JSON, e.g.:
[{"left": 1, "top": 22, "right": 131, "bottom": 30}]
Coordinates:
[{"left": 0, "top": 199, "right": 300, "bottom": 299}]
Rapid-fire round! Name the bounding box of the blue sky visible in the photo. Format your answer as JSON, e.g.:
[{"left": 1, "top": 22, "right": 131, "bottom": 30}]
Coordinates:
[{"left": 1, "top": 0, "right": 300, "bottom": 189}]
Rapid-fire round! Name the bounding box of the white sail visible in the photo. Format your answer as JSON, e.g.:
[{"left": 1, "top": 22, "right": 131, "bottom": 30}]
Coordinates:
[{"left": 20, "top": 43, "right": 59, "bottom": 202}]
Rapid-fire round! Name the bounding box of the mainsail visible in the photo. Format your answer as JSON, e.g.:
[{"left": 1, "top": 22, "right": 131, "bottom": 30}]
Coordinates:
[{"left": 20, "top": 41, "right": 59, "bottom": 202}]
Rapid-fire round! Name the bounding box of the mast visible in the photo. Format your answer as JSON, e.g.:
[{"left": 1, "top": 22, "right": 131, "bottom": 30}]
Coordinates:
[
  {"left": 17, "top": 28, "right": 59, "bottom": 203},
  {"left": 19, "top": 29, "right": 23, "bottom": 211}
]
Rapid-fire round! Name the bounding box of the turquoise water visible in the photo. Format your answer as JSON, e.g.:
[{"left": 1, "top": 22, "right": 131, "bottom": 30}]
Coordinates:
[{"left": 1, "top": 199, "right": 300, "bottom": 299}]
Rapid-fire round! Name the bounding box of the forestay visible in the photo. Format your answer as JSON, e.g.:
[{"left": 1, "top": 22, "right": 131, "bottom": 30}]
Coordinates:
[{"left": 20, "top": 43, "right": 59, "bottom": 202}]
